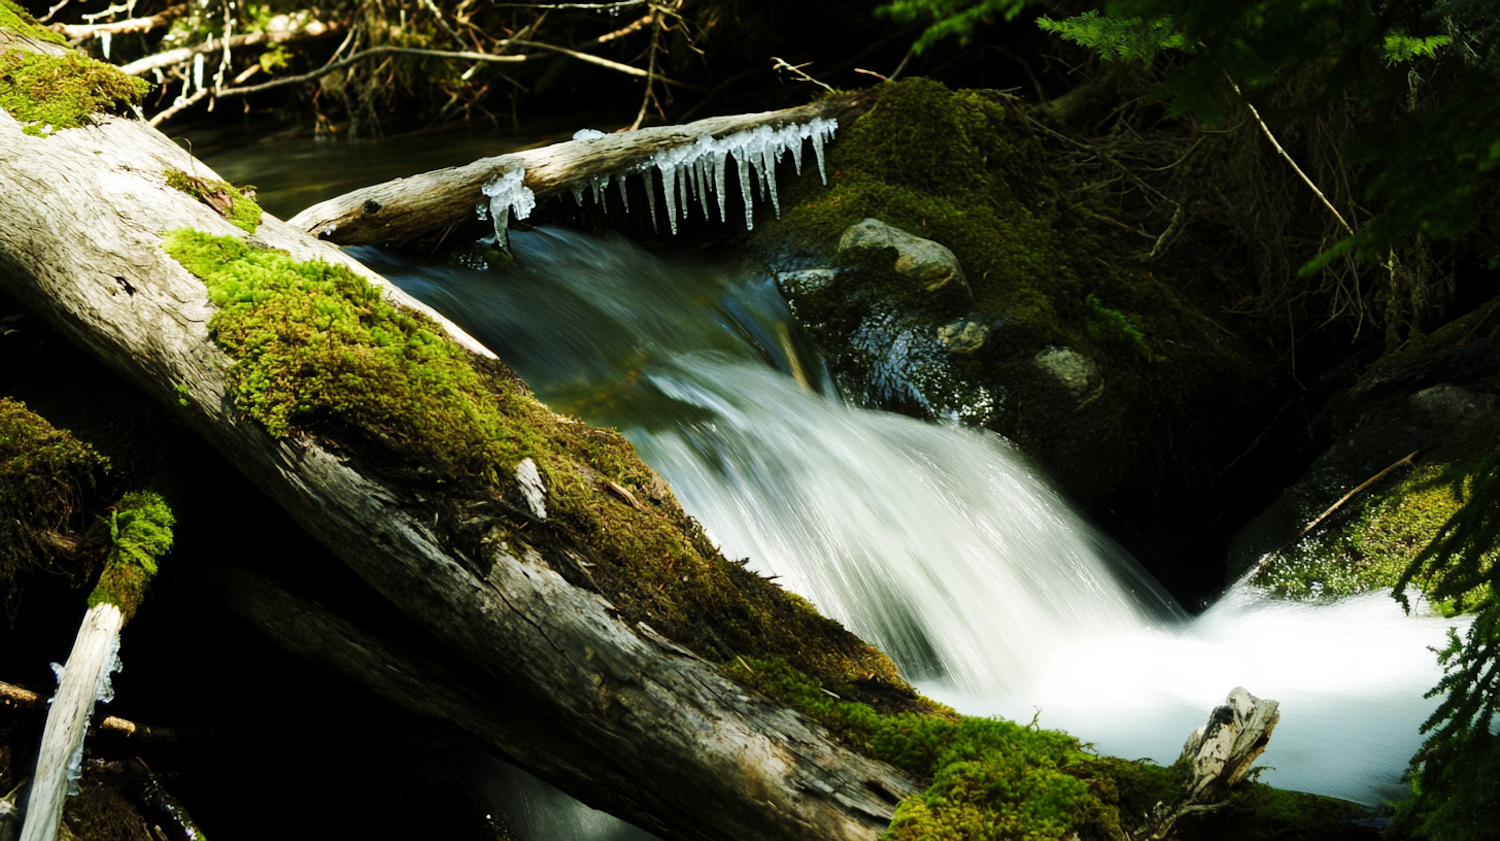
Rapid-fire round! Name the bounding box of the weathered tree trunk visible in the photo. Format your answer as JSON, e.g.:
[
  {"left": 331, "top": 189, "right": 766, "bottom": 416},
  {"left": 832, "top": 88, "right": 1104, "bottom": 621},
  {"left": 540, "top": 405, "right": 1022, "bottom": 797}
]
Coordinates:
[
  {"left": 286, "top": 92, "right": 875, "bottom": 246},
  {"left": 0, "top": 108, "right": 917, "bottom": 841}
]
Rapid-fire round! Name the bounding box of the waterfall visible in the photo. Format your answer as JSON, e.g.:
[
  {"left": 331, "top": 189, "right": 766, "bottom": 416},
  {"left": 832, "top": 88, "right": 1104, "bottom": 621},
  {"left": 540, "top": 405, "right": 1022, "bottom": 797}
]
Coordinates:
[{"left": 363, "top": 226, "right": 1461, "bottom": 820}]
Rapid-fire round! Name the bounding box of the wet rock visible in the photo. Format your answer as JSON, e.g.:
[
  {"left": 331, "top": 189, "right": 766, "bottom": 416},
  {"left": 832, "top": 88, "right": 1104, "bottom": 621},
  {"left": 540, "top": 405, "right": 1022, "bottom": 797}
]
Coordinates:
[
  {"left": 1033, "top": 346, "right": 1102, "bottom": 407},
  {"left": 837, "top": 218, "right": 970, "bottom": 299},
  {"left": 776, "top": 268, "right": 837, "bottom": 297},
  {"left": 937, "top": 319, "right": 988, "bottom": 354}
]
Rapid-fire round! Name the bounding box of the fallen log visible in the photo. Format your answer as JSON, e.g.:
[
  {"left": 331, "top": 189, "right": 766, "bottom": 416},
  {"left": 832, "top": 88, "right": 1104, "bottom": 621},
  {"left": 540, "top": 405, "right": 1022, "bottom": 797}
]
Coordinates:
[
  {"left": 0, "top": 57, "right": 917, "bottom": 841},
  {"left": 286, "top": 91, "right": 876, "bottom": 247}
]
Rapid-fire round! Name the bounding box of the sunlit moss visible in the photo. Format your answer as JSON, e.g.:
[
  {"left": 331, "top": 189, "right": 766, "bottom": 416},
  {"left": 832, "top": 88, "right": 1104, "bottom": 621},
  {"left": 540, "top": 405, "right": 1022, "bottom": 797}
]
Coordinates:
[
  {"left": 0, "top": 47, "right": 147, "bottom": 137},
  {"left": 166, "top": 168, "right": 263, "bottom": 233},
  {"left": 162, "top": 229, "right": 910, "bottom": 696},
  {"left": 87, "top": 490, "right": 174, "bottom": 621}
]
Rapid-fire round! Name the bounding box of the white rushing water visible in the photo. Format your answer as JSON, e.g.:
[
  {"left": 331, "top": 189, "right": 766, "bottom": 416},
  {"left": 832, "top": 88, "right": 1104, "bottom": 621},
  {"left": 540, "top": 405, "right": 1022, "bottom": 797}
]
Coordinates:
[{"left": 368, "top": 227, "right": 1462, "bottom": 831}]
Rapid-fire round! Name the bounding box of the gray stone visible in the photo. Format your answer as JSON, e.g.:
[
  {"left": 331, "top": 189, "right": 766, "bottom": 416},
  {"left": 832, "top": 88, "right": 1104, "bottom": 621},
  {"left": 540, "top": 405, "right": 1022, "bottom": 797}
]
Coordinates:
[
  {"left": 937, "top": 319, "right": 989, "bottom": 354},
  {"left": 1033, "top": 346, "right": 1102, "bottom": 406},
  {"left": 1410, "top": 383, "right": 1499, "bottom": 424},
  {"left": 837, "top": 218, "right": 970, "bottom": 297}
]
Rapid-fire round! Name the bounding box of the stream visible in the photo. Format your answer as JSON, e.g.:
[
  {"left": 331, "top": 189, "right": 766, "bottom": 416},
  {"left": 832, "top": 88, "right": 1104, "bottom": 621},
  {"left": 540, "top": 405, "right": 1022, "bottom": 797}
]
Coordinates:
[{"left": 206, "top": 133, "right": 1465, "bottom": 835}]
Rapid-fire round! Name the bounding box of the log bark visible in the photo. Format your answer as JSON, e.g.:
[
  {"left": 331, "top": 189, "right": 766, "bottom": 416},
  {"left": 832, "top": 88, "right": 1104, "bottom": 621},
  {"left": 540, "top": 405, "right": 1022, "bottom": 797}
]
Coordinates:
[
  {"left": 0, "top": 99, "right": 916, "bottom": 841},
  {"left": 286, "top": 91, "right": 876, "bottom": 246}
]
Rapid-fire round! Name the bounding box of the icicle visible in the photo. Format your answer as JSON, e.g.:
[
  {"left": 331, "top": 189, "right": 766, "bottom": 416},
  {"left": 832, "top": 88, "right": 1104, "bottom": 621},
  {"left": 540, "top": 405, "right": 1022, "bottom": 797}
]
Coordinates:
[
  {"left": 479, "top": 168, "right": 536, "bottom": 251},
  {"left": 596, "top": 173, "right": 610, "bottom": 213},
  {"left": 644, "top": 167, "right": 660, "bottom": 233},
  {"left": 192, "top": 53, "right": 204, "bottom": 93},
  {"left": 713, "top": 149, "right": 729, "bottom": 223},
  {"left": 811, "top": 118, "right": 834, "bottom": 184},
  {"left": 617, "top": 172, "right": 630, "bottom": 213},
  {"left": 693, "top": 158, "right": 709, "bottom": 220},
  {"left": 758, "top": 128, "right": 781, "bottom": 218},
  {"left": 573, "top": 128, "right": 606, "bottom": 142},
  {"left": 659, "top": 161, "right": 679, "bottom": 235},
  {"left": 790, "top": 129, "right": 804, "bottom": 175},
  {"left": 571, "top": 184, "right": 584, "bottom": 206},
  {"left": 677, "top": 164, "right": 689, "bottom": 228},
  {"left": 733, "top": 146, "right": 754, "bottom": 230}
]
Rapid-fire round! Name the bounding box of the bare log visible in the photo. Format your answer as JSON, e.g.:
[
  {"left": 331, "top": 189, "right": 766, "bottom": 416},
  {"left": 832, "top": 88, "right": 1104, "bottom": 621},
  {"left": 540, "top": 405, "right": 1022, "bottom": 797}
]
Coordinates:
[
  {"left": 286, "top": 91, "right": 875, "bottom": 246},
  {"left": 20, "top": 604, "right": 123, "bottom": 841},
  {"left": 0, "top": 96, "right": 916, "bottom": 841}
]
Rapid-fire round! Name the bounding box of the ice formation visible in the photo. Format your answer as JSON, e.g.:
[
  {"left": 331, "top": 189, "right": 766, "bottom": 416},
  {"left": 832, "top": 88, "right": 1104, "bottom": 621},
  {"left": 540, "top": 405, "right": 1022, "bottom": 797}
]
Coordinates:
[
  {"left": 479, "top": 118, "right": 838, "bottom": 242},
  {"left": 478, "top": 167, "right": 537, "bottom": 251}
]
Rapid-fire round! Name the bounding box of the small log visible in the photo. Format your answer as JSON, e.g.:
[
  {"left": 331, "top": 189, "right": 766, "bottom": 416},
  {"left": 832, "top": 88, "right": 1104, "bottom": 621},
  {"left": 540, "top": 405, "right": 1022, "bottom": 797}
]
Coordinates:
[
  {"left": 20, "top": 603, "right": 124, "bottom": 841},
  {"left": 0, "top": 681, "right": 183, "bottom": 743},
  {"left": 1142, "top": 687, "right": 1280, "bottom": 840},
  {"left": 285, "top": 91, "right": 875, "bottom": 247}
]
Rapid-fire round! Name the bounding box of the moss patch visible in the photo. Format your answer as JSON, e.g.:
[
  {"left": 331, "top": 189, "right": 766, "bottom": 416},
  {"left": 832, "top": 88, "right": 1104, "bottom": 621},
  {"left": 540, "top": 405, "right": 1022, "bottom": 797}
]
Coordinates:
[
  {"left": 1254, "top": 411, "right": 1500, "bottom": 605},
  {"left": 0, "top": 48, "right": 147, "bottom": 137},
  {"left": 87, "top": 490, "right": 174, "bottom": 621},
  {"left": 0, "top": 398, "right": 109, "bottom": 606},
  {"left": 166, "top": 168, "right": 262, "bottom": 233},
  {"left": 756, "top": 80, "right": 1265, "bottom": 503},
  {"left": 0, "top": 0, "right": 66, "bottom": 45},
  {"left": 162, "top": 229, "right": 911, "bottom": 699}
]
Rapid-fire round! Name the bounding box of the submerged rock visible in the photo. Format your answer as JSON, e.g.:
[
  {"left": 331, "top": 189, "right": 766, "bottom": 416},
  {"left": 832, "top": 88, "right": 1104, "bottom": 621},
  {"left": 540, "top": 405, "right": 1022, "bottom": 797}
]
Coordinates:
[{"left": 937, "top": 318, "right": 989, "bottom": 354}]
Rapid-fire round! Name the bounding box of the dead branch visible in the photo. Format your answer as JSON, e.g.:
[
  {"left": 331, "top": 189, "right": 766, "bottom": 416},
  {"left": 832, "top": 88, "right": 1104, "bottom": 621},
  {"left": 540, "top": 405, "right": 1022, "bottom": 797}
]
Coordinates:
[{"left": 50, "top": 3, "right": 184, "bottom": 41}]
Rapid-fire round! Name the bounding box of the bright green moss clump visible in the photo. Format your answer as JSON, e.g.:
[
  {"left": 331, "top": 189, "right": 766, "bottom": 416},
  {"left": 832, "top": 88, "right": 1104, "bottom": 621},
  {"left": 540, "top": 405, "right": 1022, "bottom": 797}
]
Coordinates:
[
  {"left": 87, "top": 490, "right": 173, "bottom": 621},
  {"left": 163, "top": 229, "right": 534, "bottom": 481},
  {"left": 0, "top": 49, "right": 147, "bottom": 137},
  {"left": 165, "top": 168, "right": 262, "bottom": 233},
  {"left": 163, "top": 229, "right": 910, "bottom": 697},
  {"left": 0, "top": 0, "right": 66, "bottom": 45}
]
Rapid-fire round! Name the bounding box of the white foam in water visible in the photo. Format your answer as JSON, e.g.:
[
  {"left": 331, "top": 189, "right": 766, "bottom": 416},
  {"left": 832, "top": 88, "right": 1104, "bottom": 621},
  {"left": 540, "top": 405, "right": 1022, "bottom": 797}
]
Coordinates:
[
  {"left": 378, "top": 226, "right": 1461, "bottom": 829},
  {"left": 922, "top": 586, "right": 1463, "bottom": 805}
]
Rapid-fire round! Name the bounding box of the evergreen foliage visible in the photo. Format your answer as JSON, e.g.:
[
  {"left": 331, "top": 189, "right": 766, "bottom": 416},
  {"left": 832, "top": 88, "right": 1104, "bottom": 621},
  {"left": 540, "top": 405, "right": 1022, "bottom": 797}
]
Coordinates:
[
  {"left": 1035, "top": 10, "right": 1191, "bottom": 64},
  {"left": 874, "top": 0, "right": 1035, "bottom": 53},
  {"left": 1393, "top": 448, "right": 1500, "bottom": 839}
]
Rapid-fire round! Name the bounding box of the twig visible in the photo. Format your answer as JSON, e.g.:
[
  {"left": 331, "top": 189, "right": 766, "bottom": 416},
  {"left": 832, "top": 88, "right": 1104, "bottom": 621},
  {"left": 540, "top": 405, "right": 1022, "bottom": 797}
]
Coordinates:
[
  {"left": 203, "top": 45, "right": 534, "bottom": 101},
  {"left": 1254, "top": 449, "right": 1421, "bottom": 574},
  {"left": 888, "top": 45, "right": 915, "bottom": 82},
  {"left": 150, "top": 64, "right": 259, "bottom": 127},
  {"left": 492, "top": 0, "right": 646, "bottom": 7},
  {"left": 770, "top": 57, "right": 832, "bottom": 92},
  {"left": 509, "top": 38, "right": 702, "bottom": 88},
  {"left": 1229, "top": 78, "right": 1355, "bottom": 237},
  {"left": 629, "top": 15, "right": 662, "bottom": 130},
  {"left": 1, "top": 681, "right": 191, "bottom": 742}
]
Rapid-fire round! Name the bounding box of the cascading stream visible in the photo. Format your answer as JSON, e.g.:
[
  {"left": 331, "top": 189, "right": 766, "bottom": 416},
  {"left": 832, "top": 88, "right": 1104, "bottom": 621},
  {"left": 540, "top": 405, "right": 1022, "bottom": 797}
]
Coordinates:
[{"left": 362, "top": 226, "right": 1462, "bottom": 817}]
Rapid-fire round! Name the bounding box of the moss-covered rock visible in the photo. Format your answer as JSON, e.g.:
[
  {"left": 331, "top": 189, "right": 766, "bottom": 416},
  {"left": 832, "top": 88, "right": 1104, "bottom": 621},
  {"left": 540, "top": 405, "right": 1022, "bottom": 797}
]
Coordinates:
[
  {"left": 753, "top": 79, "right": 1266, "bottom": 505},
  {"left": 1236, "top": 295, "right": 1500, "bottom": 602}
]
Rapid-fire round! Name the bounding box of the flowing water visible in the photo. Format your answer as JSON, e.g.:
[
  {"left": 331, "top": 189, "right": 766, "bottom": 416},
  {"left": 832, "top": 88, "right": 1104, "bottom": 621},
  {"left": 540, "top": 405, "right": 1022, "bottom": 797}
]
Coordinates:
[{"left": 349, "top": 227, "right": 1465, "bottom": 821}]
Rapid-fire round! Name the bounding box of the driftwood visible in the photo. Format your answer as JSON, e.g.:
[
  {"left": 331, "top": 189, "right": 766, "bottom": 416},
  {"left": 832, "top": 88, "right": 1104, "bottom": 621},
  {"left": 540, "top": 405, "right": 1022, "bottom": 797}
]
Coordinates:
[
  {"left": 0, "top": 91, "right": 917, "bottom": 841},
  {"left": 1143, "top": 687, "right": 1280, "bottom": 840},
  {"left": 286, "top": 91, "right": 875, "bottom": 246}
]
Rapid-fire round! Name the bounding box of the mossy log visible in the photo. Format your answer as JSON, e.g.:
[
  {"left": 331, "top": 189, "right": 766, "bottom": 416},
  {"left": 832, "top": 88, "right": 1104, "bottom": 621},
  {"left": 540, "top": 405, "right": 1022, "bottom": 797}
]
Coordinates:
[
  {"left": 0, "top": 80, "right": 918, "bottom": 841},
  {"left": 285, "top": 91, "right": 876, "bottom": 246}
]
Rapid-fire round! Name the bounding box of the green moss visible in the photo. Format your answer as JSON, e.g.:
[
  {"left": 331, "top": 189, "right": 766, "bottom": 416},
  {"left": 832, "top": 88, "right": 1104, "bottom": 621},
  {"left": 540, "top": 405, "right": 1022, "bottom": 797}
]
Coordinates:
[
  {"left": 0, "top": 0, "right": 67, "bottom": 45},
  {"left": 0, "top": 48, "right": 147, "bottom": 137},
  {"left": 758, "top": 80, "right": 1265, "bottom": 501},
  {"left": 86, "top": 490, "right": 173, "bottom": 621},
  {"left": 165, "top": 168, "right": 262, "bottom": 233},
  {"left": 0, "top": 398, "right": 109, "bottom": 602},
  {"left": 1254, "top": 394, "right": 1500, "bottom": 604},
  {"left": 162, "top": 229, "right": 909, "bottom": 697}
]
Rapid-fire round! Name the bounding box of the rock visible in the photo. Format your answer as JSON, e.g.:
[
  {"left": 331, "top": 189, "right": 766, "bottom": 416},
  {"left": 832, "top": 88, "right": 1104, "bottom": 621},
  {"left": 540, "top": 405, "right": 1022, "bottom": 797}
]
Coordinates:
[
  {"left": 1033, "top": 346, "right": 1102, "bottom": 407},
  {"left": 775, "top": 268, "right": 837, "bottom": 296},
  {"left": 937, "top": 319, "right": 988, "bottom": 354},
  {"left": 1410, "top": 383, "right": 1498, "bottom": 422},
  {"left": 837, "top": 218, "right": 970, "bottom": 298}
]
